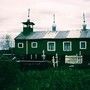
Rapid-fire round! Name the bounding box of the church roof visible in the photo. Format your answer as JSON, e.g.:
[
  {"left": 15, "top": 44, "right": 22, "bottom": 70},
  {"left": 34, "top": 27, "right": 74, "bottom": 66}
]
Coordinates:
[{"left": 15, "top": 29, "right": 90, "bottom": 40}]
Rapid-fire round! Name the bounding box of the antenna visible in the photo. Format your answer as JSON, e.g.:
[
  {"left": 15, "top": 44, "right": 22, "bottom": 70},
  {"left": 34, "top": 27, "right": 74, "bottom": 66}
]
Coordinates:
[{"left": 28, "top": 8, "right": 30, "bottom": 18}]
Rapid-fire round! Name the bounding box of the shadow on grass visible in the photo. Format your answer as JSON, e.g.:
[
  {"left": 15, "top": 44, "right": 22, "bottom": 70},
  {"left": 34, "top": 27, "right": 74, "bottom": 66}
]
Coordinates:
[
  {"left": 19, "top": 62, "right": 90, "bottom": 71},
  {"left": 19, "top": 63, "right": 53, "bottom": 71}
]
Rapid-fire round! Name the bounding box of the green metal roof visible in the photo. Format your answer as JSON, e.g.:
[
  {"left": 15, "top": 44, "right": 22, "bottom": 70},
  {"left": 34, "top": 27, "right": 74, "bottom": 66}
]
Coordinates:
[{"left": 15, "top": 30, "right": 90, "bottom": 40}]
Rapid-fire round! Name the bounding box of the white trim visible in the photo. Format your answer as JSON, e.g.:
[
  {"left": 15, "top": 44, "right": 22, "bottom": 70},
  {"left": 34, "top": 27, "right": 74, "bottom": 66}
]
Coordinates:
[
  {"left": 26, "top": 41, "right": 28, "bottom": 55},
  {"left": 80, "top": 41, "right": 87, "bottom": 49},
  {"left": 18, "top": 43, "right": 24, "bottom": 48},
  {"left": 31, "top": 42, "right": 38, "bottom": 48},
  {"left": 47, "top": 41, "right": 56, "bottom": 51},
  {"left": 63, "top": 41, "right": 72, "bottom": 51}
]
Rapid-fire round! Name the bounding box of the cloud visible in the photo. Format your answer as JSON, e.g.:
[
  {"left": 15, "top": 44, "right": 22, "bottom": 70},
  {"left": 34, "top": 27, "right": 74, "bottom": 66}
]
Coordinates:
[
  {"left": 0, "top": 17, "right": 8, "bottom": 24},
  {"left": 0, "top": 0, "right": 90, "bottom": 34},
  {"left": 83, "top": 0, "right": 90, "bottom": 2}
]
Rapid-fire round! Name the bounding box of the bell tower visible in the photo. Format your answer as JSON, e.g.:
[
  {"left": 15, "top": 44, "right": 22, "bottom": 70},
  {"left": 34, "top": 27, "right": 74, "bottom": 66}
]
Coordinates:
[{"left": 22, "top": 9, "right": 35, "bottom": 34}]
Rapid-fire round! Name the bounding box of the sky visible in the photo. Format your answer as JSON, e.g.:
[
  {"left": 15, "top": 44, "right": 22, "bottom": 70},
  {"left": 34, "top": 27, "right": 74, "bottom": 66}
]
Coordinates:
[{"left": 0, "top": 0, "right": 90, "bottom": 35}]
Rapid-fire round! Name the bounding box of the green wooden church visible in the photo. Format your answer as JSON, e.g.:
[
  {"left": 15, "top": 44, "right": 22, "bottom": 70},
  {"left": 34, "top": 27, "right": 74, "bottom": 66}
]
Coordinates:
[{"left": 15, "top": 10, "right": 90, "bottom": 66}]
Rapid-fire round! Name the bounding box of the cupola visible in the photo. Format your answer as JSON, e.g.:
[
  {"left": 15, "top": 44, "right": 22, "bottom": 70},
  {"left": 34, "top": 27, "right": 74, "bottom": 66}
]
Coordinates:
[
  {"left": 82, "top": 13, "right": 87, "bottom": 31},
  {"left": 52, "top": 14, "right": 56, "bottom": 32},
  {"left": 22, "top": 9, "right": 35, "bottom": 34}
]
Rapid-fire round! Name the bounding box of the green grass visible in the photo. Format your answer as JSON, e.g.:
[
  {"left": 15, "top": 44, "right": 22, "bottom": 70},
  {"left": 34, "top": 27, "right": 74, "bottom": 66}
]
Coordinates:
[
  {"left": 0, "top": 55, "right": 90, "bottom": 90},
  {"left": 17, "top": 66, "right": 90, "bottom": 90}
]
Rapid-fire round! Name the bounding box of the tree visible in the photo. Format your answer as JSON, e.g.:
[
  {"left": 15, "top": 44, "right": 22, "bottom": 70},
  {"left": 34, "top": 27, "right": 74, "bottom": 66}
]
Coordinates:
[
  {"left": 4, "top": 34, "right": 11, "bottom": 50},
  {"left": 1, "top": 34, "right": 12, "bottom": 50}
]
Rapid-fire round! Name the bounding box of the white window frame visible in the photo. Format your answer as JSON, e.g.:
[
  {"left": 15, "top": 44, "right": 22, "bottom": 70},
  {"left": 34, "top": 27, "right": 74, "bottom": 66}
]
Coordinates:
[
  {"left": 80, "top": 41, "right": 87, "bottom": 49},
  {"left": 18, "top": 43, "right": 24, "bottom": 48},
  {"left": 31, "top": 42, "right": 38, "bottom": 48},
  {"left": 47, "top": 41, "right": 56, "bottom": 51},
  {"left": 63, "top": 41, "right": 72, "bottom": 51}
]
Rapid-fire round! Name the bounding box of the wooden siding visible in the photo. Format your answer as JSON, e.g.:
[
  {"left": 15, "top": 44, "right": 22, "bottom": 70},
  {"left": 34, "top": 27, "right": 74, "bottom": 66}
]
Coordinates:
[{"left": 15, "top": 38, "right": 90, "bottom": 57}]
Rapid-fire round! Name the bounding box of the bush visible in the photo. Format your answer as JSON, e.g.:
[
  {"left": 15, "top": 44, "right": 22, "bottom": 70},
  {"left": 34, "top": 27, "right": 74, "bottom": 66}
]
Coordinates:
[{"left": 0, "top": 56, "right": 19, "bottom": 90}]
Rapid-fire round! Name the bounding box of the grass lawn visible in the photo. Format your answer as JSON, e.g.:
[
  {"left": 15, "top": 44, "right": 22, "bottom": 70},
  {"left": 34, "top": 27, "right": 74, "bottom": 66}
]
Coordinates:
[
  {"left": 17, "top": 65, "right": 90, "bottom": 90},
  {"left": 0, "top": 55, "right": 90, "bottom": 90}
]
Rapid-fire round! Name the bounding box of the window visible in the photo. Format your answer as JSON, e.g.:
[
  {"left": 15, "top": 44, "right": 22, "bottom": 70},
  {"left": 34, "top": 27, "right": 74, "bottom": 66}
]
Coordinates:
[
  {"left": 18, "top": 43, "right": 24, "bottom": 48},
  {"left": 47, "top": 41, "right": 56, "bottom": 51},
  {"left": 63, "top": 41, "right": 72, "bottom": 51},
  {"left": 31, "top": 42, "right": 37, "bottom": 48},
  {"left": 80, "top": 41, "right": 87, "bottom": 49}
]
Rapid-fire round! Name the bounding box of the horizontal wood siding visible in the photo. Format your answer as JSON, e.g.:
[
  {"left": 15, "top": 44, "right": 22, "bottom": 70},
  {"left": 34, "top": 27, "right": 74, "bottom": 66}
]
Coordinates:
[
  {"left": 15, "top": 40, "right": 26, "bottom": 56},
  {"left": 15, "top": 38, "right": 90, "bottom": 58}
]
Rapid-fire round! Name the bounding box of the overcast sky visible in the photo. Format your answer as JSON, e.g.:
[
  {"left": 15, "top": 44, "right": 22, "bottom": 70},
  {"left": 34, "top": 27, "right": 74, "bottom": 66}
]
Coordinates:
[{"left": 0, "top": 0, "right": 90, "bottom": 34}]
